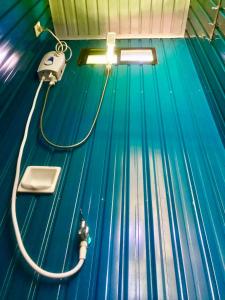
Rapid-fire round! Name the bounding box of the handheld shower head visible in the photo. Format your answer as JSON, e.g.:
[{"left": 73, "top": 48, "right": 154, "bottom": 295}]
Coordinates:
[{"left": 106, "top": 32, "right": 116, "bottom": 67}]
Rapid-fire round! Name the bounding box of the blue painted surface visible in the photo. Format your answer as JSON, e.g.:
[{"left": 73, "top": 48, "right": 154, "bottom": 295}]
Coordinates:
[
  {"left": 187, "top": 1, "right": 225, "bottom": 144},
  {"left": 0, "top": 3, "right": 225, "bottom": 297},
  {"left": 186, "top": 34, "right": 225, "bottom": 145},
  {"left": 0, "top": 36, "right": 224, "bottom": 299},
  {"left": 0, "top": 0, "right": 53, "bottom": 132}
]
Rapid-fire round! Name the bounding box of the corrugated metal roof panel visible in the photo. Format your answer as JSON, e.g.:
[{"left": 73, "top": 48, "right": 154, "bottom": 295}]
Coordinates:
[
  {"left": 49, "top": 0, "right": 190, "bottom": 39},
  {"left": 0, "top": 39, "right": 225, "bottom": 299}
]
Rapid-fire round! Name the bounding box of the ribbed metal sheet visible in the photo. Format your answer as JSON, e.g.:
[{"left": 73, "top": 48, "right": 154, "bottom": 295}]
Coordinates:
[
  {"left": 185, "top": 33, "right": 225, "bottom": 144},
  {"left": 217, "top": 9, "right": 225, "bottom": 37},
  {"left": 49, "top": 0, "right": 190, "bottom": 39},
  {"left": 186, "top": 0, "right": 225, "bottom": 144},
  {"left": 0, "top": 38, "right": 225, "bottom": 299},
  {"left": 0, "top": 0, "right": 53, "bottom": 129},
  {"left": 187, "top": 0, "right": 225, "bottom": 39}
]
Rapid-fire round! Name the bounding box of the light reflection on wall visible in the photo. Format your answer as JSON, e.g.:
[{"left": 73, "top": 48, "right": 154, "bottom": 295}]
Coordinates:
[{"left": 0, "top": 41, "right": 21, "bottom": 83}]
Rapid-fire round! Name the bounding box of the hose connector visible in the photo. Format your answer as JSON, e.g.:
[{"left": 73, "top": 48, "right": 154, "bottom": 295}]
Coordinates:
[
  {"left": 78, "top": 219, "right": 90, "bottom": 242},
  {"left": 106, "top": 64, "right": 112, "bottom": 75},
  {"left": 78, "top": 219, "right": 90, "bottom": 260}
]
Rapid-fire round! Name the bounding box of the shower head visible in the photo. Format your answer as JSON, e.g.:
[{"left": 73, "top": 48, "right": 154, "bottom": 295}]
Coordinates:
[
  {"left": 107, "top": 32, "right": 116, "bottom": 48},
  {"left": 106, "top": 32, "right": 116, "bottom": 66}
]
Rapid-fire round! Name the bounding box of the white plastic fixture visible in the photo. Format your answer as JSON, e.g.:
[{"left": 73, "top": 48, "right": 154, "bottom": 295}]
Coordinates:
[
  {"left": 37, "top": 51, "right": 66, "bottom": 82},
  {"left": 106, "top": 32, "right": 116, "bottom": 64},
  {"left": 84, "top": 32, "right": 117, "bottom": 65},
  {"left": 120, "top": 49, "right": 154, "bottom": 63},
  {"left": 18, "top": 166, "right": 61, "bottom": 193}
]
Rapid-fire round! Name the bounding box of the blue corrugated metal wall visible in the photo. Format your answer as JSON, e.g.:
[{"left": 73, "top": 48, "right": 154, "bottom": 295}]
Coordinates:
[
  {"left": 0, "top": 2, "right": 225, "bottom": 299},
  {"left": 0, "top": 2, "right": 53, "bottom": 275},
  {"left": 0, "top": 36, "right": 225, "bottom": 299},
  {"left": 0, "top": 0, "right": 53, "bottom": 137},
  {"left": 186, "top": 1, "right": 225, "bottom": 144},
  {"left": 0, "top": 0, "right": 53, "bottom": 296}
]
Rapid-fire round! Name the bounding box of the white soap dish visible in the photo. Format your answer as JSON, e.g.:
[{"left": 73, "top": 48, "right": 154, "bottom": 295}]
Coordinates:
[{"left": 18, "top": 166, "right": 61, "bottom": 194}]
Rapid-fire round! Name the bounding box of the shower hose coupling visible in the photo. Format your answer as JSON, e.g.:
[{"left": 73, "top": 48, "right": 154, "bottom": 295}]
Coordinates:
[
  {"left": 105, "top": 63, "right": 112, "bottom": 76},
  {"left": 78, "top": 219, "right": 90, "bottom": 260}
]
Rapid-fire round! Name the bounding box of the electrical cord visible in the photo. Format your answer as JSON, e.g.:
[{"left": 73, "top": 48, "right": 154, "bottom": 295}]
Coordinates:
[
  {"left": 44, "top": 28, "right": 72, "bottom": 62},
  {"left": 39, "top": 67, "right": 111, "bottom": 150},
  {"left": 11, "top": 77, "right": 88, "bottom": 279}
]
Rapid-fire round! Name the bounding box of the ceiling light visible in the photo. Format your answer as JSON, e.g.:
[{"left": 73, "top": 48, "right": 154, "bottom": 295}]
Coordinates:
[
  {"left": 86, "top": 54, "right": 117, "bottom": 65},
  {"left": 120, "top": 49, "right": 155, "bottom": 63}
]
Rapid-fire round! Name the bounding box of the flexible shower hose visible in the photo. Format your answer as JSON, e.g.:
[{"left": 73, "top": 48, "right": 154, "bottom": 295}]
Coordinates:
[
  {"left": 11, "top": 70, "right": 110, "bottom": 279},
  {"left": 40, "top": 67, "right": 111, "bottom": 149}
]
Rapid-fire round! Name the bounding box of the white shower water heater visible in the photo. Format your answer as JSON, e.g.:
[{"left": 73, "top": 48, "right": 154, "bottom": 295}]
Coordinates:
[{"left": 37, "top": 51, "right": 66, "bottom": 82}]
